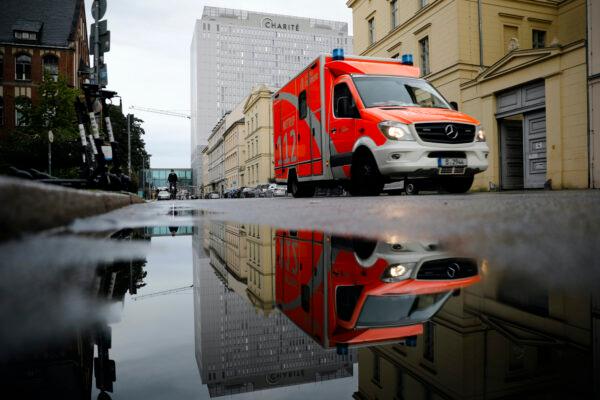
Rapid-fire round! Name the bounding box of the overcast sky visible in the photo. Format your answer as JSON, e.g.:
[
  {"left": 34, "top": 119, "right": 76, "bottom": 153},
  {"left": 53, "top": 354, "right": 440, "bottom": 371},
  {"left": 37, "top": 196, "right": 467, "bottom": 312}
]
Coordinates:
[{"left": 84, "top": 0, "right": 353, "bottom": 168}]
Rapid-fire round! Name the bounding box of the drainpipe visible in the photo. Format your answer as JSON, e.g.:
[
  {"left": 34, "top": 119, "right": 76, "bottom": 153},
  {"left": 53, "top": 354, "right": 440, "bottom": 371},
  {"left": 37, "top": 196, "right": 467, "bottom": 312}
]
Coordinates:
[{"left": 478, "top": 0, "right": 484, "bottom": 68}]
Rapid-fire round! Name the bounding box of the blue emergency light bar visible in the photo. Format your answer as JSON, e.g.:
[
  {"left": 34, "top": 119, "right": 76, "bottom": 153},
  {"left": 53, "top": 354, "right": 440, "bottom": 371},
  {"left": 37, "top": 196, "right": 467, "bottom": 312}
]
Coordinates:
[
  {"left": 332, "top": 48, "right": 345, "bottom": 61},
  {"left": 401, "top": 54, "right": 414, "bottom": 66}
]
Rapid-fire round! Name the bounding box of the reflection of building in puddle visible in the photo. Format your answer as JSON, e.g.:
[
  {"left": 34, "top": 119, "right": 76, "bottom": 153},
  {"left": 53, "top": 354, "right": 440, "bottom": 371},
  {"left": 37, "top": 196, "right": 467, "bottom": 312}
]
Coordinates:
[
  {"left": 193, "top": 222, "right": 355, "bottom": 398},
  {"left": 353, "top": 265, "right": 600, "bottom": 399}
]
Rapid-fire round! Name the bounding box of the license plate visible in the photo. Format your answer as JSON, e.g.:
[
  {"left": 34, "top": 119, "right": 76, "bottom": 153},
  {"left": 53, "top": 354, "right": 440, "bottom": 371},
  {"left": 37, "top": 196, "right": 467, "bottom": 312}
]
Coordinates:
[{"left": 438, "top": 158, "right": 467, "bottom": 167}]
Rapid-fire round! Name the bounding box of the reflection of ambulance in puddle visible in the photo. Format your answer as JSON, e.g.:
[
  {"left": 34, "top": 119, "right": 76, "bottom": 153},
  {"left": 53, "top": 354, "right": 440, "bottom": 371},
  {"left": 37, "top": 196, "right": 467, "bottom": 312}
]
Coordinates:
[{"left": 275, "top": 230, "right": 480, "bottom": 353}]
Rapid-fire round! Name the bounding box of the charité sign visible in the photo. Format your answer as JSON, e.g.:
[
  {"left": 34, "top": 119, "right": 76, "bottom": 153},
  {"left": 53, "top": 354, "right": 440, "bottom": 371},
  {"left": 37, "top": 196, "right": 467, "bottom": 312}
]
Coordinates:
[{"left": 261, "top": 17, "right": 300, "bottom": 31}]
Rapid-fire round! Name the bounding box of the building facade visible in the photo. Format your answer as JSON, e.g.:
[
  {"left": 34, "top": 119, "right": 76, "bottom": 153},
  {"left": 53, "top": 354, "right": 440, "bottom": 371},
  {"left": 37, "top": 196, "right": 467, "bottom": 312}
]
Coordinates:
[
  {"left": 223, "top": 99, "right": 247, "bottom": 191},
  {"left": 190, "top": 6, "right": 352, "bottom": 181},
  {"left": 205, "top": 113, "right": 228, "bottom": 195},
  {"left": 589, "top": 0, "right": 600, "bottom": 188},
  {"left": 348, "top": 0, "right": 588, "bottom": 190},
  {"left": 0, "top": 0, "right": 89, "bottom": 137},
  {"left": 201, "top": 145, "right": 209, "bottom": 196},
  {"left": 243, "top": 85, "right": 276, "bottom": 187},
  {"left": 191, "top": 144, "right": 207, "bottom": 196}
]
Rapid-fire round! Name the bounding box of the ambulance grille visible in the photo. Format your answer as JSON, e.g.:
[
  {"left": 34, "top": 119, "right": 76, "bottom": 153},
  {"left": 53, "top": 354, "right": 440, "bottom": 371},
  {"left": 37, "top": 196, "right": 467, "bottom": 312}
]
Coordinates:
[
  {"left": 417, "top": 258, "right": 478, "bottom": 280},
  {"left": 415, "top": 123, "right": 476, "bottom": 144},
  {"left": 439, "top": 166, "right": 467, "bottom": 175}
]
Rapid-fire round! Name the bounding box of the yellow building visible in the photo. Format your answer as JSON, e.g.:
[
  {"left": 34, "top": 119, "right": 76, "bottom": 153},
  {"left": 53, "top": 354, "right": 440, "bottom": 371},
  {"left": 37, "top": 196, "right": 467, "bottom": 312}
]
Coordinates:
[
  {"left": 244, "top": 224, "right": 277, "bottom": 314},
  {"left": 223, "top": 101, "right": 247, "bottom": 191},
  {"left": 348, "top": 0, "right": 588, "bottom": 190},
  {"left": 224, "top": 222, "right": 248, "bottom": 282},
  {"left": 243, "top": 85, "right": 276, "bottom": 187}
]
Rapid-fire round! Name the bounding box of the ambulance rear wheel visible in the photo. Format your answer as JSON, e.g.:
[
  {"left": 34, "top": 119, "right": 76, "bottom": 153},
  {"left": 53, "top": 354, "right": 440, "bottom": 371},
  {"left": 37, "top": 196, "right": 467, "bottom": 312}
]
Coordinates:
[
  {"left": 350, "top": 152, "right": 383, "bottom": 196},
  {"left": 404, "top": 181, "right": 419, "bottom": 195},
  {"left": 288, "top": 173, "right": 315, "bottom": 198}
]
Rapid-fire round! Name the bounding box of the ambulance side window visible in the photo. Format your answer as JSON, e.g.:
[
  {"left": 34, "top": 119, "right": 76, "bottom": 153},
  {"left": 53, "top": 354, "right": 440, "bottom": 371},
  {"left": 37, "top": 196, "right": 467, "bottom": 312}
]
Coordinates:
[
  {"left": 334, "top": 83, "right": 358, "bottom": 119},
  {"left": 298, "top": 91, "right": 307, "bottom": 120}
]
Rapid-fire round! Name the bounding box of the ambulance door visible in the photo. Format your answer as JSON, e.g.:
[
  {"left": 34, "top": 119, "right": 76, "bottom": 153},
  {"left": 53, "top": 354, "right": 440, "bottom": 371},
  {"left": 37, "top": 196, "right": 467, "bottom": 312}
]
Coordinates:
[
  {"left": 307, "top": 61, "right": 323, "bottom": 176},
  {"left": 328, "top": 76, "right": 359, "bottom": 178},
  {"left": 296, "top": 71, "right": 312, "bottom": 178}
]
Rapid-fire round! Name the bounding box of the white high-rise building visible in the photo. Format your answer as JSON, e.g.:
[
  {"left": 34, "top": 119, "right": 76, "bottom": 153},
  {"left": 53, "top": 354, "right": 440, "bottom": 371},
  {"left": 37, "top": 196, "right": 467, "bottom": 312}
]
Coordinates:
[{"left": 190, "top": 6, "right": 353, "bottom": 182}]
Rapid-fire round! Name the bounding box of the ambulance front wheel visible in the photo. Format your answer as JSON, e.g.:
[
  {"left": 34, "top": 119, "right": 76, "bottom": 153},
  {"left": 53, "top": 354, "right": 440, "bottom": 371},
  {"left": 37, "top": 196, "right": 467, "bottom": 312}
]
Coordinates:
[
  {"left": 288, "top": 172, "right": 315, "bottom": 198},
  {"left": 350, "top": 151, "right": 384, "bottom": 196}
]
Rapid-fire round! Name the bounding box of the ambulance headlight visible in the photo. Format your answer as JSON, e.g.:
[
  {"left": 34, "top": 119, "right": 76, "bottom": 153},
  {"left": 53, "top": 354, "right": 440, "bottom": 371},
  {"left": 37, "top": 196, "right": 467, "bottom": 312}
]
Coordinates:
[
  {"left": 379, "top": 121, "right": 415, "bottom": 141},
  {"left": 381, "top": 263, "right": 415, "bottom": 282},
  {"left": 475, "top": 125, "right": 486, "bottom": 142}
]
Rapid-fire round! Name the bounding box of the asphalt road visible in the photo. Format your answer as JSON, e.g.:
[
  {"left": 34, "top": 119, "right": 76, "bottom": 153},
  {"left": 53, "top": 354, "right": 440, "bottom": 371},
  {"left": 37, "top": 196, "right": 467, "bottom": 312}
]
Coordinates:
[{"left": 67, "top": 190, "right": 600, "bottom": 288}]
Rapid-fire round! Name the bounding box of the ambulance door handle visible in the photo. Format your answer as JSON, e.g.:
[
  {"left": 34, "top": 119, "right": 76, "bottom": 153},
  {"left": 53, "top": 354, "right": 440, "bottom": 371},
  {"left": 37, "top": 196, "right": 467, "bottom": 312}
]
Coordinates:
[{"left": 331, "top": 128, "right": 337, "bottom": 134}]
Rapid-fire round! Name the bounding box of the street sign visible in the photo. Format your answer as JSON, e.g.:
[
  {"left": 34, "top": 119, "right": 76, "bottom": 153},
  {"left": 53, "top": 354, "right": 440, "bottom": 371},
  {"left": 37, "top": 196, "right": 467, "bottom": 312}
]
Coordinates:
[
  {"left": 91, "top": 20, "right": 108, "bottom": 36},
  {"left": 99, "top": 63, "right": 108, "bottom": 87},
  {"left": 91, "top": 0, "right": 107, "bottom": 21},
  {"left": 101, "top": 145, "right": 113, "bottom": 161},
  {"left": 90, "top": 20, "right": 108, "bottom": 50},
  {"left": 90, "top": 29, "right": 110, "bottom": 55},
  {"left": 48, "top": 130, "right": 54, "bottom": 143},
  {"left": 100, "top": 31, "right": 110, "bottom": 53}
]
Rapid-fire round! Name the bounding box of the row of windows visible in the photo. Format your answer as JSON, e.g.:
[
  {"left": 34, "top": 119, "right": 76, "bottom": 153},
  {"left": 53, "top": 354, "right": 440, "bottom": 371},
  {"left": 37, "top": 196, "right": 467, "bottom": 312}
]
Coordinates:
[
  {"left": 367, "top": 0, "right": 428, "bottom": 44},
  {"left": 367, "top": 4, "right": 548, "bottom": 78},
  {"left": 0, "top": 53, "right": 59, "bottom": 82},
  {"left": 504, "top": 26, "right": 547, "bottom": 52}
]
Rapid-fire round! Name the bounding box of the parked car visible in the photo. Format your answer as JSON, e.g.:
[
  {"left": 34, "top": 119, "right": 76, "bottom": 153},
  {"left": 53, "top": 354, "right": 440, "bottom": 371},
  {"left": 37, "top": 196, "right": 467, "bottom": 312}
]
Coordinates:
[
  {"left": 256, "top": 184, "right": 272, "bottom": 197},
  {"left": 241, "top": 187, "right": 258, "bottom": 198},
  {"left": 209, "top": 192, "right": 220, "bottom": 199},
  {"left": 230, "top": 187, "right": 244, "bottom": 198},
  {"left": 157, "top": 190, "right": 170, "bottom": 201},
  {"left": 272, "top": 185, "right": 288, "bottom": 197}
]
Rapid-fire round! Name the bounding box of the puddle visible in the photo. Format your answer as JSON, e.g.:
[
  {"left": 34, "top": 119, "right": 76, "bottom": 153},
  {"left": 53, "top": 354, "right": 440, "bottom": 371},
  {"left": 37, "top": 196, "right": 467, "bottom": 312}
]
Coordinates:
[{"left": 0, "top": 219, "right": 598, "bottom": 399}]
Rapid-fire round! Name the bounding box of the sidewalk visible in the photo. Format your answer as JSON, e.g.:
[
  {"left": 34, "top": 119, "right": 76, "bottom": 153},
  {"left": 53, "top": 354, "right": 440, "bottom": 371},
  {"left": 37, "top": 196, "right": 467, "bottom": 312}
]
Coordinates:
[{"left": 0, "top": 176, "right": 144, "bottom": 241}]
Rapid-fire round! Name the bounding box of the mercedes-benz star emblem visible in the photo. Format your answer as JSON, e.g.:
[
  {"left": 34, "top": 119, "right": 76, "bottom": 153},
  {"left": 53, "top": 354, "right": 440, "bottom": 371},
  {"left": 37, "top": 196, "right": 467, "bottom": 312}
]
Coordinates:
[
  {"left": 446, "top": 262, "right": 461, "bottom": 278},
  {"left": 445, "top": 124, "right": 459, "bottom": 139}
]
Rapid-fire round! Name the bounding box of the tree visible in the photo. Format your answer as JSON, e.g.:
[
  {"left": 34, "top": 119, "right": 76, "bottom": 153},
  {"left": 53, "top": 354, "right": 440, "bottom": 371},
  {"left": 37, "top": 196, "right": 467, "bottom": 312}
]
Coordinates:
[
  {"left": 0, "top": 74, "right": 81, "bottom": 176},
  {"left": 0, "top": 73, "right": 150, "bottom": 184},
  {"left": 104, "top": 105, "right": 150, "bottom": 186}
]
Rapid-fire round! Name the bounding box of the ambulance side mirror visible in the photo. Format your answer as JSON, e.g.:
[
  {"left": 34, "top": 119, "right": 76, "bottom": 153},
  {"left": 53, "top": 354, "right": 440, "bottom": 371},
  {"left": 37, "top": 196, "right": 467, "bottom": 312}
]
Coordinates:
[{"left": 450, "top": 101, "right": 459, "bottom": 111}]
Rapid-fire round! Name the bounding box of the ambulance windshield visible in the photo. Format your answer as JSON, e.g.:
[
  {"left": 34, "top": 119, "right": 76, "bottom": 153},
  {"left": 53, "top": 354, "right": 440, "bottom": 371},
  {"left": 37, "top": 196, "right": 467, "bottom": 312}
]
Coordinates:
[
  {"left": 353, "top": 75, "right": 451, "bottom": 109},
  {"left": 356, "top": 291, "right": 452, "bottom": 327}
]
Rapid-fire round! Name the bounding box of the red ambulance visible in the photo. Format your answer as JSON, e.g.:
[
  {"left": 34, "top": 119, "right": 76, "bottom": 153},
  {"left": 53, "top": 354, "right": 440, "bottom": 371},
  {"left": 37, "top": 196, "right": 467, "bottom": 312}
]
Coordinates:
[
  {"left": 275, "top": 230, "right": 480, "bottom": 353},
  {"left": 273, "top": 49, "right": 489, "bottom": 197}
]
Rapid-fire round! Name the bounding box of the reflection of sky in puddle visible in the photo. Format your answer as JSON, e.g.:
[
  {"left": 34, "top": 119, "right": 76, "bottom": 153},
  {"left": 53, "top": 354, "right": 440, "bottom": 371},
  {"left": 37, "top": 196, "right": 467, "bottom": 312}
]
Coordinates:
[{"left": 1, "top": 216, "right": 598, "bottom": 399}]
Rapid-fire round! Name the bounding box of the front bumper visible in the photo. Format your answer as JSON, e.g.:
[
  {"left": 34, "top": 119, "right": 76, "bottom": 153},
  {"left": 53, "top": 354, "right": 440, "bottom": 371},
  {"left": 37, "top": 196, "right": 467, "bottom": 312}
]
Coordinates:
[{"left": 372, "top": 140, "right": 489, "bottom": 179}]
